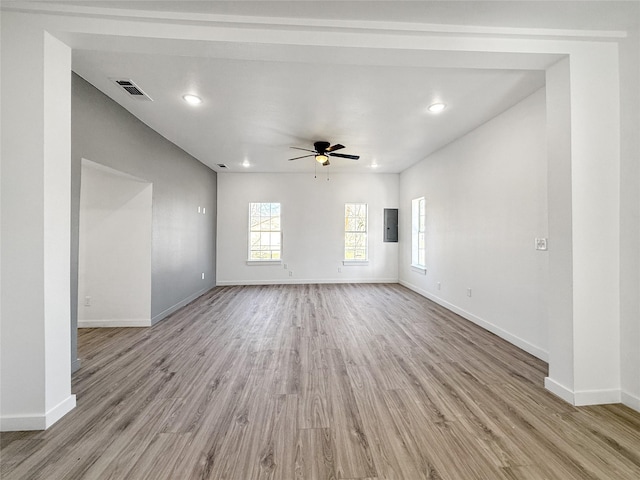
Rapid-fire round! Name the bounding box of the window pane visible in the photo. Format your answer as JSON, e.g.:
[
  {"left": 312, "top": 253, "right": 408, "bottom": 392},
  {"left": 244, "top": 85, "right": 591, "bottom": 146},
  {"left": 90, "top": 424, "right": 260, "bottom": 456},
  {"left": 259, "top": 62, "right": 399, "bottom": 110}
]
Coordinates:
[
  {"left": 344, "top": 203, "right": 367, "bottom": 260},
  {"left": 248, "top": 202, "right": 281, "bottom": 261},
  {"left": 345, "top": 204, "right": 353, "bottom": 217},
  {"left": 412, "top": 197, "right": 425, "bottom": 266},
  {"left": 271, "top": 232, "right": 281, "bottom": 247},
  {"left": 345, "top": 218, "right": 356, "bottom": 232},
  {"left": 344, "top": 233, "right": 354, "bottom": 247}
]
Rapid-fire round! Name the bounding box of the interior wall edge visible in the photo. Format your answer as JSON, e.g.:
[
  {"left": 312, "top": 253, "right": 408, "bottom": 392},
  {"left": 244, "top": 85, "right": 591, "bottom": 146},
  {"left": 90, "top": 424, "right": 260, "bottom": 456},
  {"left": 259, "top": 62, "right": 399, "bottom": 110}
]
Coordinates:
[
  {"left": 150, "top": 287, "right": 213, "bottom": 326},
  {"left": 621, "top": 391, "right": 640, "bottom": 413}
]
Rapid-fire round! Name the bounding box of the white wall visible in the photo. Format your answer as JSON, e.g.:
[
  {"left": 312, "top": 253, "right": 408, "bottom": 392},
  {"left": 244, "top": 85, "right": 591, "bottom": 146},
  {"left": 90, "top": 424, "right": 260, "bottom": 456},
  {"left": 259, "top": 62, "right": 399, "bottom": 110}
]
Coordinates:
[
  {"left": 72, "top": 75, "right": 217, "bottom": 326},
  {"left": 77, "top": 161, "right": 152, "bottom": 327},
  {"left": 1, "top": 17, "right": 75, "bottom": 430},
  {"left": 217, "top": 173, "right": 399, "bottom": 285},
  {"left": 399, "top": 89, "right": 548, "bottom": 360}
]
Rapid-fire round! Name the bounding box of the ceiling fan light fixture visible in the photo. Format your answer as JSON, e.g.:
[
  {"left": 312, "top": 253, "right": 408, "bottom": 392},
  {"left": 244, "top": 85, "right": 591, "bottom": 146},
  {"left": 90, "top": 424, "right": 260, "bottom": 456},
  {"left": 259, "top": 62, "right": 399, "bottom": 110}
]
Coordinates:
[
  {"left": 315, "top": 154, "right": 328, "bottom": 164},
  {"left": 182, "top": 94, "right": 202, "bottom": 105},
  {"left": 428, "top": 102, "right": 446, "bottom": 113}
]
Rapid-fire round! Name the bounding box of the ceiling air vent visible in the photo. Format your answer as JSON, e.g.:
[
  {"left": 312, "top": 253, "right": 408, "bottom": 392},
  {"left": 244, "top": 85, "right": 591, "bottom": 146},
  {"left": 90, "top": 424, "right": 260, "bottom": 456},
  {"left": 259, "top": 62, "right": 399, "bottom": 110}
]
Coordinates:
[
  {"left": 111, "top": 78, "right": 153, "bottom": 101},
  {"left": 217, "top": 164, "right": 228, "bottom": 169}
]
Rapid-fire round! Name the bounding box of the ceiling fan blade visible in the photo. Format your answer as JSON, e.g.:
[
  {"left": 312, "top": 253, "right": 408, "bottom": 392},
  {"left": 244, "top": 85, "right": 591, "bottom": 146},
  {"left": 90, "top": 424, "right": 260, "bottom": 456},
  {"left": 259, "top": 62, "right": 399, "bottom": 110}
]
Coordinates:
[
  {"left": 326, "top": 144, "right": 345, "bottom": 152},
  {"left": 329, "top": 153, "right": 360, "bottom": 160},
  {"left": 288, "top": 154, "right": 314, "bottom": 161},
  {"left": 290, "top": 146, "right": 317, "bottom": 153}
]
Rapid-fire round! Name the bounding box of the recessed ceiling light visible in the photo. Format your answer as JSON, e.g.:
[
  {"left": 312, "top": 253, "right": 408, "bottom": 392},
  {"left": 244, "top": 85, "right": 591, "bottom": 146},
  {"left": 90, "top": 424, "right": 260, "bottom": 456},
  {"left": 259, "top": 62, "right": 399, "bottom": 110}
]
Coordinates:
[
  {"left": 370, "top": 163, "right": 379, "bottom": 169},
  {"left": 428, "top": 103, "right": 446, "bottom": 113},
  {"left": 182, "top": 94, "right": 202, "bottom": 105}
]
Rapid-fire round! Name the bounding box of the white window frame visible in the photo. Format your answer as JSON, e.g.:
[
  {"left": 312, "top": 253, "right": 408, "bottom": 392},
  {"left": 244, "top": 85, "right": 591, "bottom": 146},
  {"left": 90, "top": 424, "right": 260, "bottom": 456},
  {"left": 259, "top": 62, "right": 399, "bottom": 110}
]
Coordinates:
[
  {"left": 411, "top": 197, "right": 426, "bottom": 274},
  {"left": 344, "top": 203, "right": 368, "bottom": 264},
  {"left": 247, "top": 202, "right": 282, "bottom": 264}
]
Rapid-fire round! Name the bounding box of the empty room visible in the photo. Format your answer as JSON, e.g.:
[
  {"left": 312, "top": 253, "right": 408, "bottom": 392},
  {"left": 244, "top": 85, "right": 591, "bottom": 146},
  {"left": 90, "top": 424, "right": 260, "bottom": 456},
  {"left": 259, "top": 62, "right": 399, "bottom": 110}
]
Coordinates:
[{"left": 1, "top": 1, "right": 639, "bottom": 479}]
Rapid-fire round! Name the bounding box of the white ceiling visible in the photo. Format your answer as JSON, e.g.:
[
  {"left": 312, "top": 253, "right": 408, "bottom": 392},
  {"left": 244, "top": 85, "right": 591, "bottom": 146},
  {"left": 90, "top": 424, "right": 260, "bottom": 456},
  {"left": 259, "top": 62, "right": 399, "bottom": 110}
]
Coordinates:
[
  {"left": 73, "top": 50, "right": 546, "bottom": 173},
  {"left": 17, "top": 1, "right": 640, "bottom": 174}
]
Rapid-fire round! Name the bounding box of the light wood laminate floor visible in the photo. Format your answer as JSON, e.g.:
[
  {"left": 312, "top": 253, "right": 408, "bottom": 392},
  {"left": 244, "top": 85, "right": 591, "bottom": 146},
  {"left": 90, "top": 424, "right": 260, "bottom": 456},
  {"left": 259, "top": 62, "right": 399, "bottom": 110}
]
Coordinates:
[{"left": 2, "top": 284, "right": 640, "bottom": 479}]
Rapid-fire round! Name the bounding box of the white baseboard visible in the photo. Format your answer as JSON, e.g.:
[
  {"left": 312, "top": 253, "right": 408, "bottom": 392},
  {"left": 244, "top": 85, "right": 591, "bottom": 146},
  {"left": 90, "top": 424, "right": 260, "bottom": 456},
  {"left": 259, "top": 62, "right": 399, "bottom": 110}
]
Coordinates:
[
  {"left": 216, "top": 278, "right": 399, "bottom": 286},
  {"left": 574, "top": 388, "right": 621, "bottom": 406},
  {"left": 545, "top": 377, "right": 575, "bottom": 404},
  {"left": 622, "top": 390, "right": 640, "bottom": 413},
  {"left": 78, "top": 318, "right": 151, "bottom": 328},
  {"left": 1, "top": 394, "right": 76, "bottom": 432},
  {"left": 151, "top": 287, "right": 212, "bottom": 325},
  {"left": 399, "top": 280, "right": 548, "bottom": 361},
  {"left": 545, "top": 377, "right": 622, "bottom": 406}
]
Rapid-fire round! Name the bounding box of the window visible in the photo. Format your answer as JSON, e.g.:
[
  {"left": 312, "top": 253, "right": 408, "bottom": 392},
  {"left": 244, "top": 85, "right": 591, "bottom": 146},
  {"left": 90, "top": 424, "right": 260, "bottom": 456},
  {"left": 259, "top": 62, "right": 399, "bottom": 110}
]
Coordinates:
[
  {"left": 248, "top": 202, "right": 281, "bottom": 261},
  {"left": 412, "top": 197, "right": 426, "bottom": 269},
  {"left": 344, "top": 203, "right": 368, "bottom": 261}
]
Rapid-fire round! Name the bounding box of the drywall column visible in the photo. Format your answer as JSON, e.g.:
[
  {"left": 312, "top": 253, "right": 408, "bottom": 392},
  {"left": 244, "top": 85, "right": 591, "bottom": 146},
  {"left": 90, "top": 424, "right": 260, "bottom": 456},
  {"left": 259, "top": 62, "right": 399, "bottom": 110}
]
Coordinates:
[
  {"left": 545, "top": 45, "right": 621, "bottom": 405},
  {"left": 619, "top": 28, "right": 640, "bottom": 411},
  {"left": 0, "top": 17, "right": 76, "bottom": 430},
  {"left": 545, "top": 57, "right": 575, "bottom": 400}
]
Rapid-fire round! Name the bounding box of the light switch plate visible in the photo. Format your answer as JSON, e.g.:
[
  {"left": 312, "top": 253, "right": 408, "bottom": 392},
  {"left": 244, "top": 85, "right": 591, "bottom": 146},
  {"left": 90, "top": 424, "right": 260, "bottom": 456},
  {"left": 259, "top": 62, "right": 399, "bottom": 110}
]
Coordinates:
[{"left": 535, "top": 238, "right": 548, "bottom": 251}]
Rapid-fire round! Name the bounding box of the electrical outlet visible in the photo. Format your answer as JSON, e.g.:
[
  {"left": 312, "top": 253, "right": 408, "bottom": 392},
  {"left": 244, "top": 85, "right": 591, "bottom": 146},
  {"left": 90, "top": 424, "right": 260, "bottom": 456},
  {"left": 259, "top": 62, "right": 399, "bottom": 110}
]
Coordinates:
[
  {"left": 338, "top": 267, "right": 342, "bottom": 273},
  {"left": 437, "top": 282, "right": 441, "bottom": 290},
  {"left": 467, "top": 288, "right": 472, "bottom": 297},
  {"left": 84, "top": 296, "right": 91, "bottom": 307},
  {"left": 289, "top": 271, "right": 293, "bottom": 277},
  {"left": 283, "top": 263, "right": 288, "bottom": 270},
  {"left": 198, "top": 206, "right": 201, "bottom": 213},
  {"left": 201, "top": 272, "right": 205, "bottom": 280}
]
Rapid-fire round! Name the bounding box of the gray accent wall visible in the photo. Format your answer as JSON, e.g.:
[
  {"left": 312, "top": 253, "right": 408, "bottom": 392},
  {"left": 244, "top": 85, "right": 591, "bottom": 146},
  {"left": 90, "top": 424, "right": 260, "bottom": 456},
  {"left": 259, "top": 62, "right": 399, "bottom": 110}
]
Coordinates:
[{"left": 71, "top": 73, "right": 217, "bottom": 370}]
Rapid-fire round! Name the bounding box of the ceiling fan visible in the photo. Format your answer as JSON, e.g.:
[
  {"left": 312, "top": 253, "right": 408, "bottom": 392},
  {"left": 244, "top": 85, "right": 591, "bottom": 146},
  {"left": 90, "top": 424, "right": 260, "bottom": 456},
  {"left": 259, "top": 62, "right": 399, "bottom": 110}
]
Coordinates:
[{"left": 289, "top": 141, "right": 360, "bottom": 166}]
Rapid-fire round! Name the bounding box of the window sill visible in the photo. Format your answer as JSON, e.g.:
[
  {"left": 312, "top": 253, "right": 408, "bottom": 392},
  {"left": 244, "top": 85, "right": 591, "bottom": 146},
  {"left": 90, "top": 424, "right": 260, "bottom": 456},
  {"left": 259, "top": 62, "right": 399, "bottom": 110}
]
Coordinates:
[
  {"left": 411, "top": 264, "right": 427, "bottom": 275},
  {"left": 343, "top": 260, "right": 369, "bottom": 266},
  {"left": 246, "top": 260, "right": 282, "bottom": 266}
]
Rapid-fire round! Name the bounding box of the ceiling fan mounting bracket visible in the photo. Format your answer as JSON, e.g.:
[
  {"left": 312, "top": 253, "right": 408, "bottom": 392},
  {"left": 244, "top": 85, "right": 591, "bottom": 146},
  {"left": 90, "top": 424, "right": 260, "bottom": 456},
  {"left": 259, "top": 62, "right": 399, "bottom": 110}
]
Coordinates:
[{"left": 314, "top": 141, "right": 331, "bottom": 153}]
